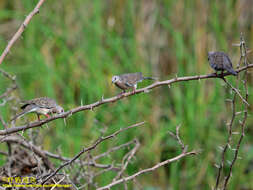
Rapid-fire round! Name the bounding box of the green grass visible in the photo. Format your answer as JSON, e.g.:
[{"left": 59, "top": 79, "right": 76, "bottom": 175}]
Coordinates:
[{"left": 0, "top": 0, "right": 253, "bottom": 189}]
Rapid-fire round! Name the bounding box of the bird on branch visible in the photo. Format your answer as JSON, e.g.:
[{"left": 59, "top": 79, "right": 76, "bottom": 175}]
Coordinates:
[
  {"left": 111, "top": 72, "right": 156, "bottom": 93},
  {"left": 208, "top": 51, "right": 238, "bottom": 76},
  {"left": 11, "top": 97, "right": 64, "bottom": 121}
]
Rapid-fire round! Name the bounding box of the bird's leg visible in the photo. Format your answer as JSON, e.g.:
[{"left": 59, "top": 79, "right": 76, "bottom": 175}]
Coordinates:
[
  {"left": 221, "top": 70, "right": 224, "bottom": 77},
  {"left": 37, "top": 114, "right": 40, "bottom": 121}
]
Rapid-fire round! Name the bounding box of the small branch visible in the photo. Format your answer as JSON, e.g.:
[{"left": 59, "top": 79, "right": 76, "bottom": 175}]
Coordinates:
[
  {"left": 97, "top": 150, "right": 198, "bottom": 190},
  {"left": 222, "top": 34, "right": 249, "bottom": 190},
  {"left": 41, "top": 122, "right": 145, "bottom": 184},
  {"left": 168, "top": 124, "right": 185, "bottom": 150},
  {"left": 0, "top": 84, "right": 17, "bottom": 99},
  {"left": 0, "top": 0, "right": 46, "bottom": 65},
  {"left": 0, "top": 69, "right": 16, "bottom": 81},
  {"left": 221, "top": 77, "right": 249, "bottom": 106},
  {"left": 113, "top": 139, "right": 140, "bottom": 181},
  {"left": 1, "top": 135, "right": 54, "bottom": 170},
  {"left": 0, "top": 115, "right": 7, "bottom": 129}
]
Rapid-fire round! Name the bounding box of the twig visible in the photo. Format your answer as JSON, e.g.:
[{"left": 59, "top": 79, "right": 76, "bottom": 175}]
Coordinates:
[
  {"left": 0, "top": 115, "right": 7, "bottom": 129},
  {"left": 97, "top": 150, "right": 198, "bottom": 190},
  {"left": 2, "top": 64, "right": 253, "bottom": 136},
  {"left": 0, "top": 0, "right": 46, "bottom": 65},
  {"left": 221, "top": 77, "right": 249, "bottom": 106},
  {"left": 168, "top": 124, "right": 185, "bottom": 150},
  {"left": 41, "top": 121, "right": 145, "bottom": 184},
  {"left": 0, "top": 84, "right": 17, "bottom": 99},
  {"left": 113, "top": 139, "right": 140, "bottom": 181},
  {"left": 0, "top": 69, "right": 16, "bottom": 81},
  {"left": 1, "top": 135, "right": 54, "bottom": 170},
  {"left": 222, "top": 34, "right": 249, "bottom": 190}
]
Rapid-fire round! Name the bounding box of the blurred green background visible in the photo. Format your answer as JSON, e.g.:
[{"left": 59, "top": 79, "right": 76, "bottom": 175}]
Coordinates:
[{"left": 0, "top": 0, "right": 253, "bottom": 189}]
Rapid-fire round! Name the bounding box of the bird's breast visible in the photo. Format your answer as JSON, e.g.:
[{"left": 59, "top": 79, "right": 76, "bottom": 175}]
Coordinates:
[
  {"left": 36, "top": 108, "right": 51, "bottom": 115},
  {"left": 115, "top": 82, "right": 129, "bottom": 90}
]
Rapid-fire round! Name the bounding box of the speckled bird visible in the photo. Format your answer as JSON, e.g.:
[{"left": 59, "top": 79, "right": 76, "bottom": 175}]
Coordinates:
[
  {"left": 11, "top": 97, "right": 64, "bottom": 121},
  {"left": 111, "top": 72, "right": 156, "bottom": 93},
  {"left": 208, "top": 51, "right": 237, "bottom": 76}
]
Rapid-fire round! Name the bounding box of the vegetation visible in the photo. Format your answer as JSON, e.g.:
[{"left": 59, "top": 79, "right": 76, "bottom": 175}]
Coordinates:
[{"left": 0, "top": 0, "right": 253, "bottom": 189}]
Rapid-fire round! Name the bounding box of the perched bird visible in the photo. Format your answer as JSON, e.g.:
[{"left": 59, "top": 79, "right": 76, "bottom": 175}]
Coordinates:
[
  {"left": 11, "top": 97, "right": 64, "bottom": 121},
  {"left": 208, "top": 51, "right": 237, "bottom": 76},
  {"left": 111, "top": 72, "right": 156, "bottom": 93}
]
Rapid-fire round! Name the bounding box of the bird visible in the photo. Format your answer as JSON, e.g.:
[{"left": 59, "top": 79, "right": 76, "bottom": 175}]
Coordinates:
[
  {"left": 208, "top": 51, "right": 237, "bottom": 76},
  {"left": 111, "top": 72, "right": 156, "bottom": 93},
  {"left": 11, "top": 97, "right": 64, "bottom": 121}
]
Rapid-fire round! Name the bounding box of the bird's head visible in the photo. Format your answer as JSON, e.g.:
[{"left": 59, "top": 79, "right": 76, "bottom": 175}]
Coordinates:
[
  {"left": 111, "top": 75, "right": 120, "bottom": 84},
  {"left": 208, "top": 51, "right": 215, "bottom": 61},
  {"left": 53, "top": 105, "right": 64, "bottom": 114}
]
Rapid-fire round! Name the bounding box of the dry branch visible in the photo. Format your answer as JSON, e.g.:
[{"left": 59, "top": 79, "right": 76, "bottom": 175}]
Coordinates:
[
  {"left": 214, "top": 34, "right": 250, "bottom": 190},
  {"left": 0, "top": 0, "right": 45, "bottom": 65},
  {"left": 97, "top": 150, "right": 198, "bottom": 190},
  {"left": 40, "top": 121, "right": 145, "bottom": 185},
  {"left": 1, "top": 64, "right": 253, "bottom": 136}
]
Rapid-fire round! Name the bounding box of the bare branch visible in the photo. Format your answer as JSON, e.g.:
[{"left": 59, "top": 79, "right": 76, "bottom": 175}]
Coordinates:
[
  {"left": 1, "top": 64, "right": 253, "bottom": 136},
  {"left": 0, "top": 0, "right": 46, "bottom": 65},
  {"left": 97, "top": 150, "right": 198, "bottom": 190},
  {"left": 113, "top": 139, "right": 140, "bottom": 181},
  {"left": 41, "top": 121, "right": 145, "bottom": 184},
  {"left": 222, "top": 34, "right": 249, "bottom": 190}
]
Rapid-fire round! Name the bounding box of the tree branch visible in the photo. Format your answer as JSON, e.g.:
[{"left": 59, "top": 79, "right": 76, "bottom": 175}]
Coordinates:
[
  {"left": 1, "top": 64, "right": 253, "bottom": 136},
  {"left": 97, "top": 150, "right": 198, "bottom": 190},
  {"left": 0, "top": 0, "right": 46, "bottom": 65},
  {"left": 40, "top": 121, "right": 145, "bottom": 184}
]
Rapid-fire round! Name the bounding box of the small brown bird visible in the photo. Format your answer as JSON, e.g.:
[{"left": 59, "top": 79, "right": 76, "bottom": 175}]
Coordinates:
[
  {"left": 208, "top": 51, "right": 237, "bottom": 76},
  {"left": 11, "top": 97, "right": 64, "bottom": 121},
  {"left": 111, "top": 72, "right": 156, "bottom": 93}
]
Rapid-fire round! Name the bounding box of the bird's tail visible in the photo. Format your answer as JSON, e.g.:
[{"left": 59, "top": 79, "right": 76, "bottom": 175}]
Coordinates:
[
  {"left": 10, "top": 110, "right": 27, "bottom": 122},
  {"left": 226, "top": 68, "right": 238, "bottom": 76},
  {"left": 143, "top": 76, "right": 158, "bottom": 80}
]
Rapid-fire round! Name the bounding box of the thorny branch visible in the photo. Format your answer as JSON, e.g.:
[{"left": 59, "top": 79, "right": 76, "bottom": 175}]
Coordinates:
[
  {"left": 97, "top": 150, "right": 198, "bottom": 190},
  {"left": 214, "top": 34, "right": 250, "bottom": 190},
  {"left": 40, "top": 121, "right": 145, "bottom": 185},
  {"left": 0, "top": 0, "right": 46, "bottom": 65},
  {"left": 1, "top": 63, "right": 253, "bottom": 136}
]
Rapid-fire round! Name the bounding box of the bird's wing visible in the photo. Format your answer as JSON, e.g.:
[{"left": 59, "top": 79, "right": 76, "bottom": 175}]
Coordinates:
[
  {"left": 21, "top": 97, "right": 57, "bottom": 109},
  {"left": 11, "top": 104, "right": 38, "bottom": 121},
  {"left": 121, "top": 72, "right": 143, "bottom": 85},
  {"left": 223, "top": 53, "right": 233, "bottom": 68}
]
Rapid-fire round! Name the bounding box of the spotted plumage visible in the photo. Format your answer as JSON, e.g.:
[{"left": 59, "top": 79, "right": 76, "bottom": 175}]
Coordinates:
[
  {"left": 11, "top": 97, "right": 64, "bottom": 121},
  {"left": 112, "top": 72, "right": 156, "bottom": 92}
]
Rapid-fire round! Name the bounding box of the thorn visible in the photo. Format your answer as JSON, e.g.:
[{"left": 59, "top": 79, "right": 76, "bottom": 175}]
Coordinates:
[
  {"left": 144, "top": 89, "right": 150, "bottom": 93},
  {"left": 227, "top": 160, "right": 232, "bottom": 165},
  {"left": 218, "top": 146, "right": 224, "bottom": 151},
  {"left": 232, "top": 43, "right": 240, "bottom": 47},
  {"left": 63, "top": 118, "right": 66, "bottom": 126},
  {"left": 81, "top": 99, "right": 83, "bottom": 106},
  {"left": 235, "top": 111, "right": 242, "bottom": 115},
  {"left": 214, "top": 164, "right": 220, "bottom": 168},
  {"left": 168, "top": 84, "right": 171, "bottom": 88}
]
